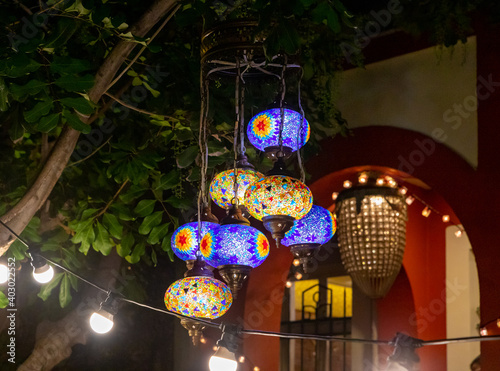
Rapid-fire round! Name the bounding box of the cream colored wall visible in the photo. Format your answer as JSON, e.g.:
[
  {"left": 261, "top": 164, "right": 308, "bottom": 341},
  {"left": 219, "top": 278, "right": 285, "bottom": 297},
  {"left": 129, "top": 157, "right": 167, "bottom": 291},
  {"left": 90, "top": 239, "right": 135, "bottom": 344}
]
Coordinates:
[
  {"left": 445, "top": 226, "right": 480, "bottom": 370},
  {"left": 337, "top": 37, "right": 478, "bottom": 168}
]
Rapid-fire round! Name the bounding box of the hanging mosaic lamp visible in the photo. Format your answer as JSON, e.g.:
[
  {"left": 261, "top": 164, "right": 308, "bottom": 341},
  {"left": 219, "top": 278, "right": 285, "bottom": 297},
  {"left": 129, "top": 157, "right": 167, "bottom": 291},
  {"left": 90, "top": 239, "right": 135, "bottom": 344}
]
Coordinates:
[
  {"left": 335, "top": 173, "right": 407, "bottom": 299},
  {"left": 165, "top": 257, "right": 233, "bottom": 344},
  {"left": 281, "top": 205, "right": 337, "bottom": 272},
  {"left": 247, "top": 107, "right": 310, "bottom": 159},
  {"left": 244, "top": 158, "right": 313, "bottom": 246},
  {"left": 209, "top": 154, "right": 263, "bottom": 211},
  {"left": 200, "top": 220, "right": 270, "bottom": 299}
]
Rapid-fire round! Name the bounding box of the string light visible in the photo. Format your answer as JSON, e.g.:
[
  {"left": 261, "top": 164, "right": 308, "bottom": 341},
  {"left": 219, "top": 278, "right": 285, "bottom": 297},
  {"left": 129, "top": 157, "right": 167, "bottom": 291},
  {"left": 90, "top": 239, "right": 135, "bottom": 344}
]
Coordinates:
[
  {"left": 293, "top": 259, "right": 300, "bottom": 267},
  {"left": 358, "top": 173, "right": 368, "bottom": 184},
  {"left": 0, "top": 263, "right": 9, "bottom": 284},
  {"left": 343, "top": 180, "right": 352, "bottom": 189},
  {"left": 405, "top": 196, "right": 415, "bottom": 205},
  {"left": 331, "top": 192, "right": 339, "bottom": 201},
  {"left": 90, "top": 294, "right": 117, "bottom": 334},
  {"left": 285, "top": 281, "right": 292, "bottom": 288},
  {"left": 442, "top": 215, "right": 450, "bottom": 223},
  {"left": 398, "top": 187, "right": 408, "bottom": 195},
  {"left": 376, "top": 177, "right": 385, "bottom": 186},
  {"left": 209, "top": 324, "right": 241, "bottom": 371},
  {"left": 295, "top": 272, "right": 303, "bottom": 280},
  {"left": 455, "top": 229, "right": 463, "bottom": 238},
  {"left": 421, "top": 207, "right": 431, "bottom": 217},
  {"left": 31, "top": 254, "right": 55, "bottom": 284}
]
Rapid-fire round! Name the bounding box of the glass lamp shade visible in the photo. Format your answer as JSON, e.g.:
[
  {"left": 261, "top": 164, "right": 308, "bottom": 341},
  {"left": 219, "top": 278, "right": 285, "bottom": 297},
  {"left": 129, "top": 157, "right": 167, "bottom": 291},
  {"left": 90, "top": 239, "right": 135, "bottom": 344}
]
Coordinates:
[
  {"left": 247, "top": 108, "right": 310, "bottom": 153},
  {"left": 282, "top": 205, "right": 337, "bottom": 247},
  {"left": 164, "top": 276, "right": 232, "bottom": 319},
  {"left": 200, "top": 224, "right": 270, "bottom": 268},
  {"left": 171, "top": 222, "right": 219, "bottom": 261},
  {"left": 209, "top": 168, "right": 263, "bottom": 209},
  {"left": 335, "top": 187, "right": 407, "bottom": 299},
  {"left": 244, "top": 175, "right": 313, "bottom": 221}
]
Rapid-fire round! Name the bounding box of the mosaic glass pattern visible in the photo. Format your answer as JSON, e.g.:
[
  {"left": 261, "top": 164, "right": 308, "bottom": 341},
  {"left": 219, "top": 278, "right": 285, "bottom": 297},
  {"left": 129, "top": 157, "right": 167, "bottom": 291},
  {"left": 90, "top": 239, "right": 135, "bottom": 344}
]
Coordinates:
[
  {"left": 282, "top": 205, "right": 337, "bottom": 247},
  {"left": 247, "top": 108, "right": 310, "bottom": 152},
  {"left": 244, "top": 175, "right": 313, "bottom": 221},
  {"left": 171, "top": 222, "right": 219, "bottom": 261},
  {"left": 209, "top": 169, "right": 263, "bottom": 209},
  {"left": 200, "top": 224, "right": 270, "bottom": 268},
  {"left": 165, "top": 276, "right": 232, "bottom": 319}
]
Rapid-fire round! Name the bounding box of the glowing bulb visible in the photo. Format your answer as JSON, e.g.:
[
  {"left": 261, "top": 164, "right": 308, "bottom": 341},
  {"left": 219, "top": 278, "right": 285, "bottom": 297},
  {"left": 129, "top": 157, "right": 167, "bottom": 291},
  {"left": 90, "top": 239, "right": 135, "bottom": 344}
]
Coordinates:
[
  {"left": 372, "top": 196, "right": 384, "bottom": 206},
  {"left": 343, "top": 180, "right": 352, "bottom": 189},
  {"left": 421, "top": 207, "right": 431, "bottom": 217},
  {"left": 331, "top": 192, "right": 339, "bottom": 201},
  {"left": 442, "top": 215, "right": 450, "bottom": 223},
  {"left": 89, "top": 310, "right": 114, "bottom": 334},
  {"left": 238, "top": 355, "right": 245, "bottom": 363},
  {"left": 405, "top": 196, "right": 415, "bottom": 205},
  {"left": 200, "top": 337, "right": 207, "bottom": 344},
  {"left": 398, "top": 187, "right": 407, "bottom": 195},
  {"left": 358, "top": 174, "right": 368, "bottom": 184},
  {"left": 386, "top": 176, "right": 397, "bottom": 187},
  {"left": 497, "top": 319, "right": 500, "bottom": 328},
  {"left": 295, "top": 272, "right": 303, "bottom": 280},
  {"left": 376, "top": 178, "right": 385, "bottom": 186},
  {"left": 254, "top": 367, "right": 261, "bottom": 371},
  {"left": 455, "top": 229, "right": 463, "bottom": 238},
  {"left": 480, "top": 328, "right": 488, "bottom": 336},
  {"left": 33, "top": 265, "right": 55, "bottom": 284},
  {"left": 285, "top": 281, "right": 292, "bottom": 288},
  {"left": 209, "top": 347, "right": 238, "bottom": 371},
  {"left": 293, "top": 259, "right": 300, "bottom": 267},
  {"left": 0, "top": 264, "right": 9, "bottom": 284}
]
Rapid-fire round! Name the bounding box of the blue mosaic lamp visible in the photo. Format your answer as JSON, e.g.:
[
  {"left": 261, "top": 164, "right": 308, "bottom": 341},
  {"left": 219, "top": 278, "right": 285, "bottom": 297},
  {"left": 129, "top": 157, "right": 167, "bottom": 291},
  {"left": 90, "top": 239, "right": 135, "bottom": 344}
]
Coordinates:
[
  {"left": 281, "top": 205, "right": 337, "bottom": 272},
  {"left": 247, "top": 108, "right": 310, "bottom": 158},
  {"left": 171, "top": 221, "right": 219, "bottom": 264},
  {"left": 200, "top": 221, "right": 270, "bottom": 298}
]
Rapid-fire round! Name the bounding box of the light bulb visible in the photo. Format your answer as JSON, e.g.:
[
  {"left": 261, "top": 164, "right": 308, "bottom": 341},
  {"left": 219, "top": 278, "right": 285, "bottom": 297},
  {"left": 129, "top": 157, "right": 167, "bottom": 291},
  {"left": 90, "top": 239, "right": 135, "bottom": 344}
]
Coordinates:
[
  {"left": 371, "top": 196, "right": 384, "bottom": 206},
  {"left": 209, "top": 347, "right": 238, "bottom": 371},
  {"left": 295, "top": 272, "right": 303, "bottom": 280},
  {"left": 358, "top": 173, "right": 368, "bottom": 184},
  {"left": 376, "top": 178, "right": 385, "bottom": 186},
  {"left": 386, "top": 176, "right": 397, "bottom": 187},
  {"left": 343, "top": 180, "right": 352, "bottom": 189},
  {"left": 0, "top": 263, "right": 9, "bottom": 284},
  {"left": 293, "top": 259, "right": 300, "bottom": 267},
  {"left": 480, "top": 328, "right": 488, "bottom": 336},
  {"left": 238, "top": 355, "right": 245, "bottom": 363},
  {"left": 89, "top": 310, "right": 114, "bottom": 334},
  {"left": 455, "top": 229, "right": 463, "bottom": 238},
  {"left": 398, "top": 187, "right": 407, "bottom": 195},
  {"left": 33, "top": 265, "right": 54, "bottom": 284},
  {"left": 200, "top": 337, "right": 207, "bottom": 344},
  {"left": 405, "top": 196, "right": 415, "bottom": 205},
  {"left": 421, "top": 207, "right": 431, "bottom": 217},
  {"left": 442, "top": 215, "right": 450, "bottom": 223},
  {"left": 331, "top": 192, "right": 339, "bottom": 201},
  {"left": 285, "top": 281, "right": 292, "bottom": 288}
]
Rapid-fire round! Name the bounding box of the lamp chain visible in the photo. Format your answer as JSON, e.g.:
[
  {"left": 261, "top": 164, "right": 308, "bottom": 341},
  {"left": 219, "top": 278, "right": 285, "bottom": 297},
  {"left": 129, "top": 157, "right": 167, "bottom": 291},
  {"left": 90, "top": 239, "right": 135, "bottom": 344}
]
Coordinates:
[
  {"left": 297, "top": 67, "right": 306, "bottom": 183},
  {"left": 197, "top": 71, "right": 210, "bottom": 246},
  {"left": 278, "top": 55, "right": 287, "bottom": 154},
  {"left": 232, "top": 57, "right": 241, "bottom": 207}
]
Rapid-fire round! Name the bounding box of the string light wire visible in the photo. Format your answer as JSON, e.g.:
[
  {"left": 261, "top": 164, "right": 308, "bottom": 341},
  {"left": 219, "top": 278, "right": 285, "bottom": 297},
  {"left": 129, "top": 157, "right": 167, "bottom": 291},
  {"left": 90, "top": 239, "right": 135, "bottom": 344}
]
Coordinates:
[{"left": 0, "top": 219, "right": 497, "bottom": 350}]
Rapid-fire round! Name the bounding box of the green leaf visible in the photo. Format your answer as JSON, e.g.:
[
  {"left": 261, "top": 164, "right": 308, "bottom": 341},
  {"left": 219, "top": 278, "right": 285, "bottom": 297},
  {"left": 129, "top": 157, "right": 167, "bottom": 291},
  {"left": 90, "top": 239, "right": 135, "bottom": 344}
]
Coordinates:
[
  {"left": 50, "top": 56, "right": 92, "bottom": 74},
  {"left": 8, "top": 120, "right": 24, "bottom": 142},
  {"left": 103, "top": 213, "right": 123, "bottom": 239},
  {"left": 94, "top": 222, "right": 113, "bottom": 256},
  {"left": 125, "top": 242, "right": 145, "bottom": 264},
  {"left": 72, "top": 221, "right": 95, "bottom": 255},
  {"left": 176, "top": 145, "right": 199, "bottom": 168},
  {"left": 151, "top": 249, "right": 158, "bottom": 267},
  {"left": 117, "top": 232, "right": 134, "bottom": 257},
  {"left": 147, "top": 223, "right": 170, "bottom": 245},
  {"left": 38, "top": 273, "right": 63, "bottom": 301},
  {"left": 38, "top": 113, "right": 60, "bottom": 132},
  {"left": 139, "top": 211, "right": 163, "bottom": 235},
  {"left": 44, "top": 18, "right": 79, "bottom": 49},
  {"left": 24, "top": 100, "right": 53, "bottom": 123},
  {"left": 60, "top": 97, "right": 94, "bottom": 115},
  {"left": 119, "top": 185, "right": 146, "bottom": 204},
  {"left": 59, "top": 274, "right": 72, "bottom": 308},
  {"left": 55, "top": 74, "right": 95, "bottom": 92},
  {"left": 63, "top": 109, "right": 90, "bottom": 134},
  {"left": 0, "top": 54, "right": 41, "bottom": 78},
  {"left": 10, "top": 80, "right": 47, "bottom": 100},
  {"left": 134, "top": 199, "right": 156, "bottom": 217},
  {"left": 0, "top": 291, "right": 8, "bottom": 308},
  {"left": 165, "top": 195, "right": 192, "bottom": 210},
  {"left": 154, "top": 170, "right": 180, "bottom": 191},
  {"left": 110, "top": 203, "right": 135, "bottom": 221}
]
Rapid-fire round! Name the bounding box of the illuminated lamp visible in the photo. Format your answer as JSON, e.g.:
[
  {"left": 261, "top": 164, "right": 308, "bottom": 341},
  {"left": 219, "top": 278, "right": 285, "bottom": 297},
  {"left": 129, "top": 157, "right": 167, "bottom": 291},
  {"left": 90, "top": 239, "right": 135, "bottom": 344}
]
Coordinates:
[
  {"left": 165, "top": 257, "right": 232, "bottom": 344},
  {"left": 244, "top": 158, "right": 313, "bottom": 245},
  {"left": 247, "top": 107, "right": 310, "bottom": 159},
  {"left": 209, "top": 154, "right": 263, "bottom": 211},
  {"left": 200, "top": 219, "right": 270, "bottom": 299},
  {"left": 281, "top": 205, "right": 337, "bottom": 272},
  {"left": 335, "top": 174, "right": 407, "bottom": 299}
]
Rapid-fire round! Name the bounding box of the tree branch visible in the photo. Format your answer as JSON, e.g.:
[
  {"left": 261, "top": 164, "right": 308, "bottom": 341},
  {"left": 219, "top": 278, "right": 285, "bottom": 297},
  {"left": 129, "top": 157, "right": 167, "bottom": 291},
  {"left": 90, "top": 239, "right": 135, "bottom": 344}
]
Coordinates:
[{"left": 0, "top": 0, "right": 179, "bottom": 254}]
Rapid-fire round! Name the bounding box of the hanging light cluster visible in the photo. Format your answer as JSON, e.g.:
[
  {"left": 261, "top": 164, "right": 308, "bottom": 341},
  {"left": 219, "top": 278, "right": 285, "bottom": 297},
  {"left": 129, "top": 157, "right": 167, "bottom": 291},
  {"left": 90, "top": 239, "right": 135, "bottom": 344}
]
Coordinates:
[{"left": 335, "top": 172, "right": 408, "bottom": 299}]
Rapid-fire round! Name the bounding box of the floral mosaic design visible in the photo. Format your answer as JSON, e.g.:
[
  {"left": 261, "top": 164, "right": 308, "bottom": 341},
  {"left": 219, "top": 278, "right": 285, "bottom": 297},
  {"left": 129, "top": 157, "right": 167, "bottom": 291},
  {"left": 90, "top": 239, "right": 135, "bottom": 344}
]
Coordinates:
[
  {"left": 171, "top": 222, "right": 219, "bottom": 261},
  {"left": 209, "top": 168, "right": 263, "bottom": 209}
]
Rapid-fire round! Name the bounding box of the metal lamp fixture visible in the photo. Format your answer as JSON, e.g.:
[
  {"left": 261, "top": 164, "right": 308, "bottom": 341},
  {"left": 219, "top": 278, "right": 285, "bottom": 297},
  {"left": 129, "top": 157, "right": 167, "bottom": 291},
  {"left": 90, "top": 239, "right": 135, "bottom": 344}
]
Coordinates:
[
  {"left": 335, "top": 173, "right": 407, "bottom": 299},
  {"left": 244, "top": 158, "right": 313, "bottom": 246},
  {"left": 281, "top": 205, "right": 337, "bottom": 272},
  {"left": 200, "top": 211, "right": 270, "bottom": 299},
  {"left": 165, "top": 257, "right": 233, "bottom": 344}
]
